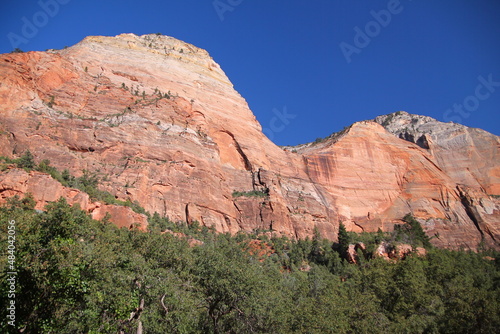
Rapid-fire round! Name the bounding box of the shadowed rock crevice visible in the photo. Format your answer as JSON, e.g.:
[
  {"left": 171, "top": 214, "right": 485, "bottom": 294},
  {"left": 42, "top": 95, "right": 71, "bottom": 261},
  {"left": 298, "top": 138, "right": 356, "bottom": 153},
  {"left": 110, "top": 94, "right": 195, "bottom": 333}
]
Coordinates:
[
  {"left": 458, "top": 187, "right": 484, "bottom": 237},
  {"left": 213, "top": 130, "right": 252, "bottom": 171},
  {"left": 397, "top": 132, "right": 430, "bottom": 149},
  {"left": 457, "top": 185, "right": 498, "bottom": 243}
]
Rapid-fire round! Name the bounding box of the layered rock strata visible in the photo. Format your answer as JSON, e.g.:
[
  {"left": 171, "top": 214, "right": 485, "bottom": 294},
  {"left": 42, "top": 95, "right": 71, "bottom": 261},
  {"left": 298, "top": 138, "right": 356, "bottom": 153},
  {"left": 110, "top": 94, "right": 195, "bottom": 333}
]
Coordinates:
[{"left": 0, "top": 34, "right": 498, "bottom": 249}]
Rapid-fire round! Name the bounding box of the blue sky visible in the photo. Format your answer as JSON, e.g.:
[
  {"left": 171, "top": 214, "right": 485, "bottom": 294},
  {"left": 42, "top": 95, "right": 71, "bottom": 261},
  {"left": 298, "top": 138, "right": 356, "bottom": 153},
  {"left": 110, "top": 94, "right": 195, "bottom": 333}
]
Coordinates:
[{"left": 1, "top": 0, "right": 499, "bottom": 145}]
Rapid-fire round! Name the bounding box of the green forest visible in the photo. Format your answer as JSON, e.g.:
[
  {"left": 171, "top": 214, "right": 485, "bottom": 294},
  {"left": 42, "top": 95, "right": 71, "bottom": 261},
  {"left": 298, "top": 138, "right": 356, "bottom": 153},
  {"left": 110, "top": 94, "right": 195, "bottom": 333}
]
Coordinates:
[{"left": 1, "top": 194, "right": 499, "bottom": 333}]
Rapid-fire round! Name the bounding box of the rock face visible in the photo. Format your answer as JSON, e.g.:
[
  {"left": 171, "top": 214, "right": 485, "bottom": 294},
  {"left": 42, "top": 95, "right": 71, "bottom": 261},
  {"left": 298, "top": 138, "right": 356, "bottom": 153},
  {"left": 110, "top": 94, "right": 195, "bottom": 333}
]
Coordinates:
[
  {"left": 0, "top": 34, "right": 498, "bottom": 249},
  {"left": 373, "top": 112, "right": 500, "bottom": 248},
  {"left": 0, "top": 169, "right": 148, "bottom": 230},
  {"left": 374, "top": 111, "right": 500, "bottom": 195},
  {"left": 373, "top": 242, "right": 427, "bottom": 261}
]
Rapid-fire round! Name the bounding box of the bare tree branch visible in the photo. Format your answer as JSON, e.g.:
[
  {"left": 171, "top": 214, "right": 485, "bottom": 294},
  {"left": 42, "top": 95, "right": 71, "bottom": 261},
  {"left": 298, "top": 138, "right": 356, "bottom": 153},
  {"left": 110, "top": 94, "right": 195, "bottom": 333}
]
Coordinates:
[{"left": 160, "top": 294, "right": 169, "bottom": 315}]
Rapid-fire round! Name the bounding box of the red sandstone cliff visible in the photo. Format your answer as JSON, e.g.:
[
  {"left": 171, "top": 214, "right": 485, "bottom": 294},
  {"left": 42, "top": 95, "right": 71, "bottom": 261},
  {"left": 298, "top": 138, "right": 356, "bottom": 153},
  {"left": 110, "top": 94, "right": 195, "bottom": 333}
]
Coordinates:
[{"left": 0, "top": 34, "right": 498, "bottom": 249}]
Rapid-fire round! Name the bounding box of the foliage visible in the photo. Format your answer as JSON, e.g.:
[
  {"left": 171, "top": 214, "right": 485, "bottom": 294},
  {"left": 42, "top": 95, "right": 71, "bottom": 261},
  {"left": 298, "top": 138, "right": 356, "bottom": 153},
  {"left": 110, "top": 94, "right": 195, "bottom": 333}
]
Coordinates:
[
  {"left": 46, "top": 95, "right": 55, "bottom": 108},
  {"left": 0, "top": 151, "right": 36, "bottom": 171},
  {"left": 0, "top": 197, "right": 498, "bottom": 333},
  {"left": 334, "top": 222, "right": 350, "bottom": 260},
  {"left": 311, "top": 126, "right": 349, "bottom": 145},
  {"left": 2, "top": 154, "right": 148, "bottom": 216},
  {"left": 313, "top": 137, "right": 326, "bottom": 145},
  {"left": 1, "top": 153, "right": 498, "bottom": 332},
  {"left": 393, "top": 213, "right": 433, "bottom": 249},
  {"left": 16, "top": 151, "right": 35, "bottom": 170},
  {"left": 232, "top": 189, "right": 269, "bottom": 198}
]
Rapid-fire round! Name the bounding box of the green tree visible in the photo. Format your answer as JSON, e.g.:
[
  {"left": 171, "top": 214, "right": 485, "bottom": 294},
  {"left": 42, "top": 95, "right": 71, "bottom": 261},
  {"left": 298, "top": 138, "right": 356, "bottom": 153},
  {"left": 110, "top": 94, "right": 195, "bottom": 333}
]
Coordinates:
[
  {"left": 192, "top": 237, "right": 264, "bottom": 333},
  {"left": 337, "top": 222, "right": 350, "bottom": 260},
  {"left": 403, "top": 213, "right": 432, "bottom": 248},
  {"left": 16, "top": 150, "right": 35, "bottom": 170},
  {"left": 309, "top": 227, "right": 322, "bottom": 263},
  {"left": 1, "top": 195, "right": 499, "bottom": 333}
]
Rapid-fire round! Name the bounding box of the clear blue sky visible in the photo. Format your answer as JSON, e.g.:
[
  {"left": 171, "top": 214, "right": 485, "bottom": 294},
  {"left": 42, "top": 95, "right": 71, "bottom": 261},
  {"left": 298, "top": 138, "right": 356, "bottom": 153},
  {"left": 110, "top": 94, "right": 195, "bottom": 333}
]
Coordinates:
[{"left": 1, "top": 0, "right": 499, "bottom": 145}]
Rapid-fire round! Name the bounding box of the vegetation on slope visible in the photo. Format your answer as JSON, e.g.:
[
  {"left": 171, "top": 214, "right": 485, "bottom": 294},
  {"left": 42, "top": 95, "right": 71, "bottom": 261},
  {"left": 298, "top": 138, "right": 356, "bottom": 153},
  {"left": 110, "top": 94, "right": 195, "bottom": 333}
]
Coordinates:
[
  {"left": 0, "top": 151, "right": 147, "bottom": 216},
  {"left": 0, "top": 195, "right": 499, "bottom": 333}
]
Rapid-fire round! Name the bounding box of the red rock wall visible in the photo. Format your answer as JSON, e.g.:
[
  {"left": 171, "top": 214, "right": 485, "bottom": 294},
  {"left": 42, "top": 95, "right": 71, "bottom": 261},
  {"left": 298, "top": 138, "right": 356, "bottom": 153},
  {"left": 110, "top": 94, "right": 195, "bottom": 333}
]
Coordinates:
[{"left": 0, "top": 34, "right": 498, "bottom": 250}]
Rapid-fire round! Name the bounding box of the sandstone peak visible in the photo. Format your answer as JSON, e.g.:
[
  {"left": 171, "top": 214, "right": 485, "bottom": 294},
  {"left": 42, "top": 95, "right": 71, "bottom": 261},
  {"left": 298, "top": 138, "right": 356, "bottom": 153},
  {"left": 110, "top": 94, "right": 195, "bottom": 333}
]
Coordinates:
[
  {"left": 374, "top": 110, "right": 500, "bottom": 195},
  {"left": 66, "top": 33, "right": 234, "bottom": 90},
  {"left": 75, "top": 33, "right": 224, "bottom": 75},
  {"left": 374, "top": 110, "right": 480, "bottom": 148}
]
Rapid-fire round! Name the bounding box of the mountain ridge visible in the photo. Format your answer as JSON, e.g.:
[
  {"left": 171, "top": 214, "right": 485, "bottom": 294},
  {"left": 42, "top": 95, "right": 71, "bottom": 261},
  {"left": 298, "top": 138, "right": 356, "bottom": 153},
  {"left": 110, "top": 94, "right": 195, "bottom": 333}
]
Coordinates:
[{"left": 0, "top": 34, "right": 498, "bottom": 250}]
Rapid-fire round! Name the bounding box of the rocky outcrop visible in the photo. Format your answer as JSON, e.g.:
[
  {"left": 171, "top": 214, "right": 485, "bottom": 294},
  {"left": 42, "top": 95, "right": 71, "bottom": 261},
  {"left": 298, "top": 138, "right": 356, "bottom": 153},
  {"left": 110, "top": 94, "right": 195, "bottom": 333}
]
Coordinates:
[
  {"left": 0, "top": 169, "right": 148, "bottom": 229},
  {"left": 373, "top": 242, "right": 427, "bottom": 261},
  {"left": 346, "top": 242, "right": 427, "bottom": 263},
  {"left": 0, "top": 34, "right": 498, "bottom": 250},
  {"left": 374, "top": 111, "right": 500, "bottom": 248},
  {"left": 0, "top": 168, "right": 90, "bottom": 210},
  {"left": 346, "top": 243, "right": 366, "bottom": 264},
  {"left": 374, "top": 111, "right": 500, "bottom": 195}
]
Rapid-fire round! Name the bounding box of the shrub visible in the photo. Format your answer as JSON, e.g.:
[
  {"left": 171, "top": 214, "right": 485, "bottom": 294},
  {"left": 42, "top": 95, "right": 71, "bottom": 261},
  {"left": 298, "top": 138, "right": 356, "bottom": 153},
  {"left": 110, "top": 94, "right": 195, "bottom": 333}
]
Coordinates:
[
  {"left": 16, "top": 150, "right": 35, "bottom": 170},
  {"left": 232, "top": 189, "right": 269, "bottom": 198},
  {"left": 392, "top": 214, "right": 432, "bottom": 249}
]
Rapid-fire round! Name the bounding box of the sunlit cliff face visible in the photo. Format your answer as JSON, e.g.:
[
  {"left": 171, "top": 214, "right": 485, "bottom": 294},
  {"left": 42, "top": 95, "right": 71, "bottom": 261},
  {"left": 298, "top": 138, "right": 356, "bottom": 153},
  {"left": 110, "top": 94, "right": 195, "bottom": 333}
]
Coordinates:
[{"left": 0, "top": 34, "right": 498, "bottom": 250}]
